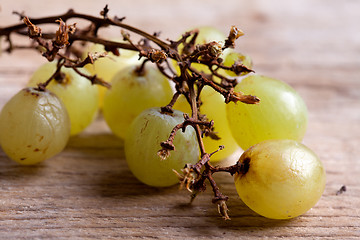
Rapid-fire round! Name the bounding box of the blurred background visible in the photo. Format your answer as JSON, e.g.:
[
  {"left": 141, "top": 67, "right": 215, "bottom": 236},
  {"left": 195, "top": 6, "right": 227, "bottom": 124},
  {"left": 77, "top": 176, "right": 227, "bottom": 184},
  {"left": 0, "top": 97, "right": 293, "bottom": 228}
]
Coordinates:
[{"left": 1, "top": 0, "right": 359, "bottom": 75}]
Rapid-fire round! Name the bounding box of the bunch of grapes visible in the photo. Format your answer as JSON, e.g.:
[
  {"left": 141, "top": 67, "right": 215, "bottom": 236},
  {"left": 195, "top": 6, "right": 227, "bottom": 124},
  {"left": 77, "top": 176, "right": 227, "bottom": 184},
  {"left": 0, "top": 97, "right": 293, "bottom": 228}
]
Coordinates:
[{"left": 0, "top": 7, "right": 326, "bottom": 220}]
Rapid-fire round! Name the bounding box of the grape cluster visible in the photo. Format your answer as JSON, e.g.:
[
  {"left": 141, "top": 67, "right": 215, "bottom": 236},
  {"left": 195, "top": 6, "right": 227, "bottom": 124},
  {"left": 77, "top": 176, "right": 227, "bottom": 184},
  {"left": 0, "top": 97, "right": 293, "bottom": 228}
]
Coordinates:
[{"left": 0, "top": 10, "right": 326, "bottom": 221}]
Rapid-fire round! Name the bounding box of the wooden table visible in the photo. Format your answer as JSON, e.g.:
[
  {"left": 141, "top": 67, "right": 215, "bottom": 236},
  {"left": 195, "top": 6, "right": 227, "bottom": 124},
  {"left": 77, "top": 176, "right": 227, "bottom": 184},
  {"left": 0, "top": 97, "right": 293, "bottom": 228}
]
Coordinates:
[{"left": 0, "top": 0, "right": 359, "bottom": 239}]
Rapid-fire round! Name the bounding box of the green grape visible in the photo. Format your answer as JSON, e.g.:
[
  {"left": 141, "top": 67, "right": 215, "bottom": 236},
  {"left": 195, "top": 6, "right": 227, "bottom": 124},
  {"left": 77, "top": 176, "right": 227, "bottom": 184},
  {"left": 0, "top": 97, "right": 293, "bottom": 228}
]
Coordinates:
[
  {"left": 173, "top": 86, "right": 239, "bottom": 162},
  {"left": 83, "top": 39, "right": 140, "bottom": 107},
  {"left": 103, "top": 64, "right": 173, "bottom": 139},
  {"left": 234, "top": 139, "right": 326, "bottom": 219},
  {"left": 124, "top": 108, "right": 199, "bottom": 187},
  {"left": 0, "top": 88, "right": 70, "bottom": 165},
  {"left": 222, "top": 50, "right": 253, "bottom": 76},
  {"left": 27, "top": 62, "right": 99, "bottom": 136},
  {"left": 226, "top": 75, "right": 308, "bottom": 150}
]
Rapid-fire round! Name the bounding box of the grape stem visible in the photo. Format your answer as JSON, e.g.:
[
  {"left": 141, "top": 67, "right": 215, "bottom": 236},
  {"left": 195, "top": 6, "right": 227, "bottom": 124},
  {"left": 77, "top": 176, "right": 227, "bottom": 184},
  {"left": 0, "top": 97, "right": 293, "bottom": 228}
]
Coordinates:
[
  {"left": 0, "top": 5, "right": 260, "bottom": 220},
  {"left": 36, "top": 60, "right": 65, "bottom": 91}
]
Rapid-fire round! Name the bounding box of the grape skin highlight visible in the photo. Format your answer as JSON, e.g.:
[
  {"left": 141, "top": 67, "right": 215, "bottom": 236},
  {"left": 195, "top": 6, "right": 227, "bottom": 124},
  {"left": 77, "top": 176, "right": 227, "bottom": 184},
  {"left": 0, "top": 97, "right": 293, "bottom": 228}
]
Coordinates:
[
  {"left": 226, "top": 74, "right": 308, "bottom": 150},
  {"left": 234, "top": 139, "right": 326, "bottom": 219},
  {"left": 124, "top": 108, "right": 199, "bottom": 187},
  {"left": 0, "top": 88, "right": 70, "bottom": 165}
]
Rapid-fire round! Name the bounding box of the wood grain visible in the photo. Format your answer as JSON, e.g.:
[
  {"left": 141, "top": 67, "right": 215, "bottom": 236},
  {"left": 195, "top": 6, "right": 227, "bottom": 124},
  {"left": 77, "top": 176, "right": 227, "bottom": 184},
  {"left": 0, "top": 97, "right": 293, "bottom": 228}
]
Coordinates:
[{"left": 0, "top": 0, "right": 359, "bottom": 239}]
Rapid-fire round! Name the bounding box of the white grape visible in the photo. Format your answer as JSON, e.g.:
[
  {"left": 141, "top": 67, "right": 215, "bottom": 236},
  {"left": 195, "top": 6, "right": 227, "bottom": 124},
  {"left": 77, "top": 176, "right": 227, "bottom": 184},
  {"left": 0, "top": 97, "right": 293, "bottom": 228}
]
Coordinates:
[
  {"left": 124, "top": 108, "right": 199, "bottom": 187},
  {"left": 0, "top": 88, "right": 70, "bottom": 165}
]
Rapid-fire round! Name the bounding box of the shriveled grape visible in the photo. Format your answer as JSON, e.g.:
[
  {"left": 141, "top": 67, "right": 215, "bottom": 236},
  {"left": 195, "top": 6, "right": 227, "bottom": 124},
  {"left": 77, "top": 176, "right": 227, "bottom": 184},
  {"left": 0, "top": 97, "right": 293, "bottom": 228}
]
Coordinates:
[{"left": 0, "top": 88, "right": 70, "bottom": 165}]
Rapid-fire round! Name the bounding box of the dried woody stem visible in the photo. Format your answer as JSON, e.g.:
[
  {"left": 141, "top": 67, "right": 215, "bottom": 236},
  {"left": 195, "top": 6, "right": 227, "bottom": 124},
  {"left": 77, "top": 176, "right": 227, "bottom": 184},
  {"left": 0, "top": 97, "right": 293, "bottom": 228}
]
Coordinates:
[{"left": 0, "top": 5, "right": 260, "bottom": 220}]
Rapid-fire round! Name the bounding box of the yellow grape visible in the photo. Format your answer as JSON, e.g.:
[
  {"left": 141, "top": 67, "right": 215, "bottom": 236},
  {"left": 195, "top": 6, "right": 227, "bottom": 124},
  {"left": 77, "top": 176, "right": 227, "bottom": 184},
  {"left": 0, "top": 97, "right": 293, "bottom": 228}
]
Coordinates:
[
  {"left": 234, "top": 139, "right": 326, "bottom": 219},
  {"left": 83, "top": 40, "right": 140, "bottom": 107},
  {"left": 226, "top": 74, "right": 308, "bottom": 150},
  {"left": 124, "top": 108, "right": 199, "bottom": 187},
  {"left": 28, "top": 62, "right": 99, "bottom": 136},
  {"left": 173, "top": 86, "right": 239, "bottom": 162},
  {"left": 102, "top": 64, "right": 173, "bottom": 139},
  {"left": 0, "top": 88, "right": 70, "bottom": 165}
]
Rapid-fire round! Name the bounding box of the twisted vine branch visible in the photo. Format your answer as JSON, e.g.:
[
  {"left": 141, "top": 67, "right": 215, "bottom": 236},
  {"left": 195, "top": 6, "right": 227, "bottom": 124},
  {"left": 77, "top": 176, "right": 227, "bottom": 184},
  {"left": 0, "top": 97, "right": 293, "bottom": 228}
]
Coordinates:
[{"left": 0, "top": 5, "right": 260, "bottom": 220}]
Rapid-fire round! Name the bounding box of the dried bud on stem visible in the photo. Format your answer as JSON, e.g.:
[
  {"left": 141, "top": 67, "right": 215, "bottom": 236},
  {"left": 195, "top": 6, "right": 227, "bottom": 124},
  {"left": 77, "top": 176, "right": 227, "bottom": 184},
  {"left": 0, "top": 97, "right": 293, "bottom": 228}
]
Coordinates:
[
  {"left": 226, "top": 89, "right": 260, "bottom": 104},
  {"left": 100, "top": 4, "right": 110, "bottom": 19},
  {"left": 77, "top": 52, "right": 108, "bottom": 67},
  {"left": 217, "top": 200, "right": 231, "bottom": 220},
  {"left": 23, "top": 17, "right": 42, "bottom": 38},
  {"left": 207, "top": 41, "right": 223, "bottom": 58},
  {"left": 158, "top": 140, "right": 176, "bottom": 160},
  {"left": 231, "top": 62, "right": 254, "bottom": 75},
  {"left": 173, "top": 164, "right": 197, "bottom": 192},
  {"left": 54, "top": 19, "right": 75, "bottom": 48},
  {"left": 147, "top": 49, "right": 167, "bottom": 63},
  {"left": 157, "top": 148, "right": 171, "bottom": 161},
  {"left": 224, "top": 26, "right": 244, "bottom": 49}
]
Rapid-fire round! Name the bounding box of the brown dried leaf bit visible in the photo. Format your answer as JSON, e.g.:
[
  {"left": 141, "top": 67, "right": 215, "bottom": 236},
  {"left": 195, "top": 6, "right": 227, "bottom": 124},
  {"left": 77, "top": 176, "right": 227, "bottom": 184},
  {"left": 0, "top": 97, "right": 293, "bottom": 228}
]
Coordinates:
[
  {"left": 207, "top": 41, "right": 223, "bottom": 58},
  {"left": 157, "top": 139, "right": 175, "bottom": 160},
  {"left": 157, "top": 149, "right": 171, "bottom": 160},
  {"left": 74, "top": 52, "right": 108, "bottom": 68},
  {"left": 54, "top": 19, "right": 76, "bottom": 48},
  {"left": 23, "top": 17, "right": 42, "bottom": 38},
  {"left": 173, "top": 164, "right": 197, "bottom": 192},
  {"left": 217, "top": 200, "right": 230, "bottom": 220}
]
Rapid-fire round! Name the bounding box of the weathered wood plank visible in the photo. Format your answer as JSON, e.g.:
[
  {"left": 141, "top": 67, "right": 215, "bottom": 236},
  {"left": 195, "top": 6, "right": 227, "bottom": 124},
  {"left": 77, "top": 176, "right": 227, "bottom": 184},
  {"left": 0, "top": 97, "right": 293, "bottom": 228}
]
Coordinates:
[{"left": 0, "top": 0, "right": 359, "bottom": 239}]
